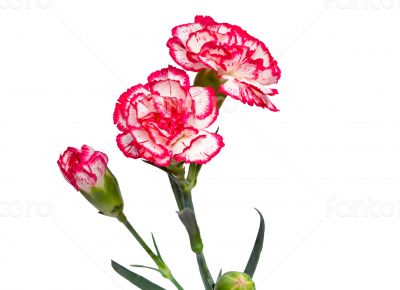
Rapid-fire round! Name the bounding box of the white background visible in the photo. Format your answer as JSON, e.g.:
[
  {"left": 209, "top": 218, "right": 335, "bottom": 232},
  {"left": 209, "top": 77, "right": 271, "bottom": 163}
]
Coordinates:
[{"left": 1, "top": 0, "right": 400, "bottom": 289}]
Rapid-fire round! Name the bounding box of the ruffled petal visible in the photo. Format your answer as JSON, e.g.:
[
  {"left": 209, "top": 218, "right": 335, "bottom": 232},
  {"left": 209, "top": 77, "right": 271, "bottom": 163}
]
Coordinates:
[
  {"left": 189, "top": 106, "right": 218, "bottom": 130},
  {"left": 174, "top": 132, "right": 224, "bottom": 164},
  {"left": 114, "top": 84, "right": 150, "bottom": 130},
  {"left": 172, "top": 23, "right": 203, "bottom": 43},
  {"left": 169, "top": 128, "right": 201, "bottom": 155},
  {"left": 189, "top": 86, "right": 216, "bottom": 119},
  {"left": 117, "top": 131, "right": 172, "bottom": 166},
  {"left": 167, "top": 38, "right": 206, "bottom": 72},
  {"left": 186, "top": 30, "right": 217, "bottom": 54},
  {"left": 142, "top": 151, "right": 172, "bottom": 167},
  {"left": 220, "top": 76, "right": 279, "bottom": 111},
  {"left": 131, "top": 129, "right": 170, "bottom": 158},
  {"left": 148, "top": 80, "right": 187, "bottom": 100},
  {"left": 87, "top": 154, "right": 108, "bottom": 183},
  {"left": 243, "top": 37, "right": 274, "bottom": 67},
  {"left": 116, "top": 132, "right": 141, "bottom": 159},
  {"left": 194, "top": 15, "right": 216, "bottom": 26},
  {"left": 147, "top": 65, "right": 190, "bottom": 89},
  {"left": 75, "top": 171, "right": 97, "bottom": 193},
  {"left": 57, "top": 147, "right": 80, "bottom": 189},
  {"left": 256, "top": 64, "right": 281, "bottom": 85}
]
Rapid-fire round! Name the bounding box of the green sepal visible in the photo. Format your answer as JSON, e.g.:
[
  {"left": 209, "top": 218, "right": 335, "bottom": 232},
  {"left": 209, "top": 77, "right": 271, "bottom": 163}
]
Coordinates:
[
  {"left": 111, "top": 260, "right": 167, "bottom": 290},
  {"left": 81, "top": 169, "right": 124, "bottom": 218},
  {"left": 217, "top": 269, "right": 223, "bottom": 280},
  {"left": 178, "top": 208, "right": 204, "bottom": 253},
  {"left": 194, "top": 68, "right": 226, "bottom": 108},
  {"left": 187, "top": 163, "right": 202, "bottom": 189},
  {"left": 244, "top": 208, "right": 265, "bottom": 277},
  {"left": 193, "top": 68, "right": 226, "bottom": 108}
]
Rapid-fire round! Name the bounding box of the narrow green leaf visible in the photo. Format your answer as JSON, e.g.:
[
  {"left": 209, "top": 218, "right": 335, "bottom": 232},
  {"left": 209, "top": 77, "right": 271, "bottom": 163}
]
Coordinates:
[
  {"left": 112, "top": 260, "right": 167, "bottom": 290},
  {"left": 130, "top": 264, "right": 160, "bottom": 273},
  {"left": 217, "top": 269, "right": 223, "bottom": 280},
  {"left": 151, "top": 233, "right": 163, "bottom": 260},
  {"left": 244, "top": 208, "right": 266, "bottom": 277},
  {"left": 142, "top": 160, "right": 169, "bottom": 173}
]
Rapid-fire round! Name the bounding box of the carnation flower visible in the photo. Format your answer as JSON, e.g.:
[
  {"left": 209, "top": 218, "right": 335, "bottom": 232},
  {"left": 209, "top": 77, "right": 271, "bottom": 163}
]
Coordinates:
[
  {"left": 57, "top": 145, "right": 124, "bottom": 217},
  {"left": 114, "top": 65, "right": 224, "bottom": 167},
  {"left": 167, "top": 15, "right": 281, "bottom": 110}
]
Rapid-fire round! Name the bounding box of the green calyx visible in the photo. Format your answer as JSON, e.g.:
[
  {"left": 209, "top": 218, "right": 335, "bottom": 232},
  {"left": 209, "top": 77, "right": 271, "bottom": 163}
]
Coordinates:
[
  {"left": 194, "top": 68, "right": 226, "bottom": 108},
  {"left": 215, "top": 271, "right": 256, "bottom": 290},
  {"left": 81, "top": 169, "right": 124, "bottom": 218}
]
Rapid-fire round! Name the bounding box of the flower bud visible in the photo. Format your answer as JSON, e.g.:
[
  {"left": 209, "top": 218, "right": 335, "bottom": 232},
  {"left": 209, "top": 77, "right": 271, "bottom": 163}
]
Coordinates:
[
  {"left": 57, "top": 145, "right": 124, "bottom": 218},
  {"left": 214, "top": 271, "right": 256, "bottom": 290}
]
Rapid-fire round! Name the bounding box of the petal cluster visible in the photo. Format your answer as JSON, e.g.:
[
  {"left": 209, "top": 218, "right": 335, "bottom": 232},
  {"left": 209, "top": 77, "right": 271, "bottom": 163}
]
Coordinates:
[
  {"left": 167, "top": 16, "right": 281, "bottom": 110},
  {"left": 114, "top": 65, "right": 224, "bottom": 167},
  {"left": 57, "top": 145, "right": 109, "bottom": 192}
]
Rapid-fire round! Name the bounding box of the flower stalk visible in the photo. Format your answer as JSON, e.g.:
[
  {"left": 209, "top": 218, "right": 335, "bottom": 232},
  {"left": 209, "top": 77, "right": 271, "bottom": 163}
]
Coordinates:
[
  {"left": 117, "top": 213, "right": 184, "bottom": 290},
  {"left": 169, "top": 165, "right": 214, "bottom": 290}
]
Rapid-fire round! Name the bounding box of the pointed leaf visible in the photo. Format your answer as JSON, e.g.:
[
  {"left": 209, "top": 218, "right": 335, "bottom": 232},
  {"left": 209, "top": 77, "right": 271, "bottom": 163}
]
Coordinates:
[
  {"left": 130, "top": 264, "right": 160, "bottom": 273},
  {"left": 244, "top": 208, "right": 265, "bottom": 277},
  {"left": 151, "top": 233, "right": 163, "bottom": 260},
  {"left": 112, "top": 260, "right": 167, "bottom": 290},
  {"left": 142, "top": 160, "right": 168, "bottom": 173},
  {"left": 217, "top": 269, "right": 223, "bottom": 280}
]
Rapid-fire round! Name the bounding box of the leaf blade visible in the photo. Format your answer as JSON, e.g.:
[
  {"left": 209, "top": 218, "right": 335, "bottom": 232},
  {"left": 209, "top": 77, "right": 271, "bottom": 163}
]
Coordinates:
[
  {"left": 112, "top": 260, "right": 167, "bottom": 290},
  {"left": 151, "top": 233, "right": 163, "bottom": 260},
  {"left": 244, "top": 208, "right": 266, "bottom": 277}
]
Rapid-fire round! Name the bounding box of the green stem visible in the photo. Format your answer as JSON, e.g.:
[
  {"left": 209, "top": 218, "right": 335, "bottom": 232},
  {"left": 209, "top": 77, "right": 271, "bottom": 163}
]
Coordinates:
[
  {"left": 117, "top": 213, "right": 184, "bottom": 290},
  {"left": 169, "top": 175, "right": 185, "bottom": 211},
  {"left": 173, "top": 178, "right": 214, "bottom": 290},
  {"left": 196, "top": 252, "right": 214, "bottom": 289}
]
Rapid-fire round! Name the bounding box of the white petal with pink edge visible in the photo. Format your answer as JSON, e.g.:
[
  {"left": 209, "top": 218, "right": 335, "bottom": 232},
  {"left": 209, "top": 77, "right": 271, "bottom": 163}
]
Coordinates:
[
  {"left": 172, "top": 23, "right": 203, "bottom": 43},
  {"left": 116, "top": 132, "right": 140, "bottom": 158},
  {"left": 189, "top": 86, "right": 215, "bottom": 120},
  {"left": 186, "top": 30, "right": 217, "bottom": 54},
  {"left": 189, "top": 105, "right": 218, "bottom": 130},
  {"left": 75, "top": 171, "right": 96, "bottom": 193},
  {"left": 256, "top": 67, "right": 280, "bottom": 86},
  {"left": 175, "top": 132, "right": 224, "bottom": 164},
  {"left": 170, "top": 130, "right": 203, "bottom": 155},
  {"left": 167, "top": 38, "right": 206, "bottom": 71},
  {"left": 220, "top": 76, "right": 279, "bottom": 111},
  {"left": 147, "top": 66, "right": 190, "bottom": 89},
  {"left": 142, "top": 151, "right": 172, "bottom": 167},
  {"left": 148, "top": 80, "right": 187, "bottom": 100},
  {"left": 131, "top": 129, "right": 169, "bottom": 158}
]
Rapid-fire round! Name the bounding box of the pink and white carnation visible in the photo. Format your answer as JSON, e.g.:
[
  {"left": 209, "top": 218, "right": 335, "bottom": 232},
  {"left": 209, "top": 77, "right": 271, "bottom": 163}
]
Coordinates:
[
  {"left": 57, "top": 145, "right": 109, "bottom": 192},
  {"left": 167, "top": 15, "right": 281, "bottom": 110},
  {"left": 114, "top": 65, "right": 224, "bottom": 167}
]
